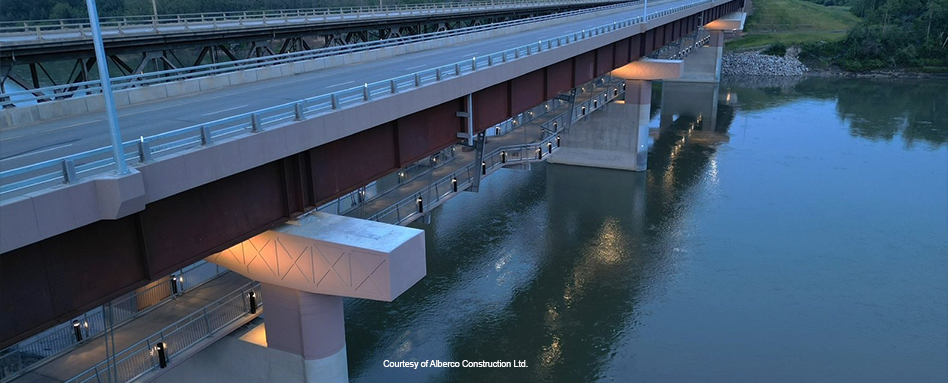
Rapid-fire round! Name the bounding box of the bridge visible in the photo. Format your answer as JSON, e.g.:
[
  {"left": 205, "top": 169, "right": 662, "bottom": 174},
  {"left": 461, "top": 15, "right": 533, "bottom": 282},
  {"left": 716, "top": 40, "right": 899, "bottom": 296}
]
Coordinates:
[
  {"left": 0, "top": 0, "right": 623, "bottom": 99},
  {"left": 0, "top": 1, "right": 745, "bottom": 382}
]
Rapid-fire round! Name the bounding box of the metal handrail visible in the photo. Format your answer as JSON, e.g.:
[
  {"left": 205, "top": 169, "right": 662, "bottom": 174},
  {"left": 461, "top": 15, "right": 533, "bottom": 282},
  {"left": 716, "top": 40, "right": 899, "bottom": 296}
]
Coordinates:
[
  {"left": 366, "top": 77, "right": 624, "bottom": 225},
  {"left": 0, "top": 261, "right": 228, "bottom": 382},
  {"left": 0, "top": 0, "right": 619, "bottom": 41},
  {"left": 316, "top": 96, "right": 571, "bottom": 217},
  {"left": 647, "top": 29, "right": 711, "bottom": 59},
  {"left": 62, "top": 281, "right": 262, "bottom": 383},
  {"left": 0, "top": 1, "right": 633, "bottom": 106},
  {"left": 0, "top": 0, "right": 714, "bottom": 199}
]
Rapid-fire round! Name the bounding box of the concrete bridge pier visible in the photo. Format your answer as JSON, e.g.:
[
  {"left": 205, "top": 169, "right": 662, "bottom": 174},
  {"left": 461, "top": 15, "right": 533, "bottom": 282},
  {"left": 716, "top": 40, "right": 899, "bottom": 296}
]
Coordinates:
[
  {"left": 673, "top": 12, "right": 747, "bottom": 83},
  {"left": 660, "top": 81, "right": 721, "bottom": 131},
  {"left": 668, "top": 30, "right": 725, "bottom": 83},
  {"left": 168, "top": 212, "right": 428, "bottom": 383},
  {"left": 548, "top": 59, "right": 684, "bottom": 171},
  {"left": 260, "top": 284, "right": 349, "bottom": 383}
]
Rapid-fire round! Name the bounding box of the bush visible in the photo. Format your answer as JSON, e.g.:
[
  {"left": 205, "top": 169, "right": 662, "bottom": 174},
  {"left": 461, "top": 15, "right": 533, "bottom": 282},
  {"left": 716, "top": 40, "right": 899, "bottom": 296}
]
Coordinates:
[{"left": 762, "top": 42, "right": 788, "bottom": 56}]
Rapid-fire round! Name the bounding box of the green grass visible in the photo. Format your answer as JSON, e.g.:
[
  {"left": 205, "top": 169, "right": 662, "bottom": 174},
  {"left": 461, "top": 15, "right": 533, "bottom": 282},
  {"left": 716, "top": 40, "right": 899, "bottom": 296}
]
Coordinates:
[{"left": 726, "top": 0, "right": 861, "bottom": 50}]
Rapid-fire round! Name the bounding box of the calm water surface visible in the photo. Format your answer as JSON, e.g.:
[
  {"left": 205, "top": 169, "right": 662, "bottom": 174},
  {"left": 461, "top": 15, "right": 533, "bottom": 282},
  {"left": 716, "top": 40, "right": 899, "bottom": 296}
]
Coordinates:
[{"left": 343, "top": 77, "right": 948, "bottom": 382}]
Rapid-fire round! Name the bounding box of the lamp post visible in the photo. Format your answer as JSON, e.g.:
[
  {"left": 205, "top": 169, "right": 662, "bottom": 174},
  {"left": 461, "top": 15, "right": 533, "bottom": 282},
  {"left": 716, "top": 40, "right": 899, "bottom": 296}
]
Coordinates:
[
  {"left": 85, "top": 0, "right": 128, "bottom": 175},
  {"left": 643, "top": 0, "right": 648, "bottom": 21}
]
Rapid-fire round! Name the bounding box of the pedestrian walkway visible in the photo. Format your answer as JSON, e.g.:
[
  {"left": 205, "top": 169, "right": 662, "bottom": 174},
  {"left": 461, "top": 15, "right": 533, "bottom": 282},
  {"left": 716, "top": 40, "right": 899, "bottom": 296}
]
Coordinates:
[
  {"left": 10, "top": 272, "right": 252, "bottom": 383},
  {"left": 343, "top": 78, "right": 622, "bottom": 223}
]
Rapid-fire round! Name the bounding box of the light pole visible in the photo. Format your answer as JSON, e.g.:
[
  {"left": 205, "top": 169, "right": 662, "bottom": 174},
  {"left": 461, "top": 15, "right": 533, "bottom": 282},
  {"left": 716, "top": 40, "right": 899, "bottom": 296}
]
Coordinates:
[
  {"left": 85, "top": 0, "right": 128, "bottom": 175},
  {"left": 151, "top": 0, "right": 158, "bottom": 24},
  {"left": 643, "top": 0, "right": 648, "bottom": 21}
]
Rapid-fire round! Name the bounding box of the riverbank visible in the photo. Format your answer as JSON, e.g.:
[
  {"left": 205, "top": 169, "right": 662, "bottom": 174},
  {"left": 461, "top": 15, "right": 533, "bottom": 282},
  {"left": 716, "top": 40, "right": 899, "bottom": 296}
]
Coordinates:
[
  {"left": 722, "top": 48, "right": 948, "bottom": 78},
  {"left": 722, "top": 49, "right": 809, "bottom": 76}
]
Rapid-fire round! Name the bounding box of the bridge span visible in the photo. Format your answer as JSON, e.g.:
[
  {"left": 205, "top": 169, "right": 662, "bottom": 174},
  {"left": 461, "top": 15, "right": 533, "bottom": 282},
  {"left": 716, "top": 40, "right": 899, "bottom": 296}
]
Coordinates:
[{"left": 0, "top": 1, "right": 745, "bottom": 381}]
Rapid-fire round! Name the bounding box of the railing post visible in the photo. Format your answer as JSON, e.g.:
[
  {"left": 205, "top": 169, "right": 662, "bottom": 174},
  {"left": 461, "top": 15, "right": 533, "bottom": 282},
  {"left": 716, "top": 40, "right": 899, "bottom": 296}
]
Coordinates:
[
  {"left": 436, "top": 68, "right": 442, "bottom": 81},
  {"left": 454, "top": 63, "right": 461, "bottom": 75},
  {"left": 331, "top": 93, "right": 339, "bottom": 109},
  {"left": 294, "top": 102, "right": 304, "bottom": 121},
  {"left": 390, "top": 79, "right": 397, "bottom": 94},
  {"left": 363, "top": 83, "right": 371, "bottom": 101},
  {"left": 138, "top": 138, "right": 153, "bottom": 163},
  {"left": 414, "top": 73, "right": 421, "bottom": 86},
  {"left": 251, "top": 113, "right": 262, "bottom": 132},
  {"left": 203, "top": 307, "right": 212, "bottom": 335},
  {"left": 62, "top": 158, "right": 78, "bottom": 183},
  {"left": 200, "top": 125, "right": 213, "bottom": 145}
]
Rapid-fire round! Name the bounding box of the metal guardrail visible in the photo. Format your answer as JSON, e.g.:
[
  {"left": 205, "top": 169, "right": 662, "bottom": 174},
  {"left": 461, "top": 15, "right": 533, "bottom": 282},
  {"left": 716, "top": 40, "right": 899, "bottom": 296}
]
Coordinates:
[
  {"left": 0, "top": 0, "right": 613, "bottom": 41},
  {"left": 647, "top": 28, "right": 711, "bottom": 59},
  {"left": 0, "top": 0, "right": 714, "bottom": 199},
  {"left": 366, "top": 76, "right": 624, "bottom": 226},
  {"left": 315, "top": 94, "right": 573, "bottom": 217},
  {"left": 0, "top": 1, "right": 633, "bottom": 107},
  {"left": 0, "top": 261, "right": 228, "bottom": 382},
  {"left": 63, "top": 282, "right": 262, "bottom": 383}
]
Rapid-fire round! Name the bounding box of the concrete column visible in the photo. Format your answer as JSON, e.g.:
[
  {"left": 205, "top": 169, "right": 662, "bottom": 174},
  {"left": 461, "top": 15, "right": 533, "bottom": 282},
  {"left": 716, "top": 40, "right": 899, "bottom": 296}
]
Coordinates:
[
  {"left": 546, "top": 80, "right": 652, "bottom": 172},
  {"left": 709, "top": 30, "right": 725, "bottom": 83},
  {"left": 261, "top": 283, "right": 348, "bottom": 383},
  {"left": 660, "top": 81, "right": 720, "bottom": 131},
  {"left": 664, "top": 30, "right": 725, "bottom": 83},
  {"left": 625, "top": 79, "right": 652, "bottom": 171}
]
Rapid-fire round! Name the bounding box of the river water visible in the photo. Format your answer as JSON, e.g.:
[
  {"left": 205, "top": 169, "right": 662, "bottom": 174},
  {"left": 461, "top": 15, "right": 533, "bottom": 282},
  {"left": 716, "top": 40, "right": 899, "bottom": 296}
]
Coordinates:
[{"left": 342, "top": 76, "right": 948, "bottom": 382}]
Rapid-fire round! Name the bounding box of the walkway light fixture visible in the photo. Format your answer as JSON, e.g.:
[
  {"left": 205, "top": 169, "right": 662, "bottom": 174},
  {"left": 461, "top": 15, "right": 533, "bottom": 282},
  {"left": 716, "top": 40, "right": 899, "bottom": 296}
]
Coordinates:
[
  {"left": 481, "top": 162, "right": 487, "bottom": 175},
  {"left": 155, "top": 342, "right": 168, "bottom": 368},
  {"left": 416, "top": 197, "right": 424, "bottom": 214},
  {"left": 501, "top": 151, "right": 507, "bottom": 163},
  {"left": 547, "top": 142, "right": 553, "bottom": 153},
  {"left": 170, "top": 275, "right": 179, "bottom": 295},
  {"left": 536, "top": 148, "right": 542, "bottom": 160},
  {"left": 73, "top": 320, "right": 83, "bottom": 342},
  {"left": 452, "top": 177, "right": 458, "bottom": 192},
  {"left": 556, "top": 136, "right": 561, "bottom": 147},
  {"left": 248, "top": 291, "right": 257, "bottom": 314}
]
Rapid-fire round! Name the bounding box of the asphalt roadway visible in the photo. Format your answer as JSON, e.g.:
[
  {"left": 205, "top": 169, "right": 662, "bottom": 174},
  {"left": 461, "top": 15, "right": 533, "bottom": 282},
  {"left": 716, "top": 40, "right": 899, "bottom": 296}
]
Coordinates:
[{"left": 0, "top": 0, "right": 687, "bottom": 175}]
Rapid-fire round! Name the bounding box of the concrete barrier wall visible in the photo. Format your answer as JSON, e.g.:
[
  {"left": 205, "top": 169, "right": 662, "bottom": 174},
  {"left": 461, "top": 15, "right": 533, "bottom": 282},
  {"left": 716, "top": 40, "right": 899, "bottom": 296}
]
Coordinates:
[{"left": 0, "top": 4, "right": 625, "bottom": 129}]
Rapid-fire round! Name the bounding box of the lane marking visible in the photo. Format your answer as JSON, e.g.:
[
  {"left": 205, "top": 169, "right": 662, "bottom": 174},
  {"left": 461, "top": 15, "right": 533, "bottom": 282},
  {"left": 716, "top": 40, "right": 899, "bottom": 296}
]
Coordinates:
[
  {"left": 1, "top": 142, "right": 74, "bottom": 161},
  {"left": 200, "top": 104, "right": 248, "bottom": 116},
  {"left": 405, "top": 64, "right": 427, "bottom": 70},
  {"left": 326, "top": 80, "right": 355, "bottom": 88},
  {"left": 0, "top": 119, "right": 101, "bottom": 142}
]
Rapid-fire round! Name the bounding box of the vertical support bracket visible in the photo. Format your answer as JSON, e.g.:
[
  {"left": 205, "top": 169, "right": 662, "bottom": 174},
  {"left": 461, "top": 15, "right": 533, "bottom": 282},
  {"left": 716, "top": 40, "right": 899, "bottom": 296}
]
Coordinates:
[
  {"left": 464, "top": 93, "right": 474, "bottom": 147},
  {"left": 469, "top": 132, "right": 486, "bottom": 193}
]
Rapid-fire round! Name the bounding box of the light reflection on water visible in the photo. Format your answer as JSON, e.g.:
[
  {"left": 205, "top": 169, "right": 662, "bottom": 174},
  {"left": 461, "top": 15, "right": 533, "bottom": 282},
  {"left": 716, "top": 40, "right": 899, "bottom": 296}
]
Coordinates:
[{"left": 344, "top": 77, "right": 948, "bottom": 383}]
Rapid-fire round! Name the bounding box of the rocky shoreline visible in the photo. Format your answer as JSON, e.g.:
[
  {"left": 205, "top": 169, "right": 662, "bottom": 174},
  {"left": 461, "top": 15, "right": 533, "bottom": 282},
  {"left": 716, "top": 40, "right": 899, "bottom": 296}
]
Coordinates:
[
  {"left": 721, "top": 48, "right": 948, "bottom": 78},
  {"left": 721, "top": 49, "right": 809, "bottom": 76}
]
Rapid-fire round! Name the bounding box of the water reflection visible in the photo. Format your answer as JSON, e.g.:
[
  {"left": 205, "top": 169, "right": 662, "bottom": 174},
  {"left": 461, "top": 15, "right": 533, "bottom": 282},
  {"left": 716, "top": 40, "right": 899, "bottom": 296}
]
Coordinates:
[
  {"left": 722, "top": 76, "right": 948, "bottom": 148},
  {"left": 343, "top": 77, "right": 946, "bottom": 383}
]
